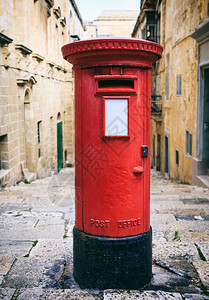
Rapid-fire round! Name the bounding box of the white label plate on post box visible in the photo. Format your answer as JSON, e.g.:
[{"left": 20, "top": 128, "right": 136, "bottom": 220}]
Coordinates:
[{"left": 105, "top": 99, "right": 128, "bottom": 136}]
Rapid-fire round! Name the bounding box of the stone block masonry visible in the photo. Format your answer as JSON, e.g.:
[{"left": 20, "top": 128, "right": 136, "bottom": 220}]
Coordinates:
[{"left": 0, "top": 0, "right": 86, "bottom": 186}]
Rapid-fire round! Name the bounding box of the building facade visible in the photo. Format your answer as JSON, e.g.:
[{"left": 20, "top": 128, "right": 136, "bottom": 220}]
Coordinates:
[
  {"left": 85, "top": 10, "right": 139, "bottom": 38},
  {"left": 0, "top": 0, "right": 85, "bottom": 186},
  {"left": 191, "top": 17, "right": 209, "bottom": 186},
  {"left": 132, "top": 0, "right": 209, "bottom": 186}
]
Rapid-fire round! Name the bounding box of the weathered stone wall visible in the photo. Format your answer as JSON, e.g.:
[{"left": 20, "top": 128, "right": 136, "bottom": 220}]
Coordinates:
[
  {"left": 160, "top": 0, "right": 208, "bottom": 183},
  {"left": 0, "top": 0, "right": 85, "bottom": 186},
  {"left": 133, "top": 0, "right": 208, "bottom": 184}
]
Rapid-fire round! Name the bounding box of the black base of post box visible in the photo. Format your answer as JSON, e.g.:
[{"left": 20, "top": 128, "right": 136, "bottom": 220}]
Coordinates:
[{"left": 73, "top": 226, "right": 152, "bottom": 290}]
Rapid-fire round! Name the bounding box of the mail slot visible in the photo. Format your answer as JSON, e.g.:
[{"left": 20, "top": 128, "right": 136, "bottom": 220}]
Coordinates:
[
  {"left": 98, "top": 79, "right": 134, "bottom": 89},
  {"left": 62, "top": 37, "right": 163, "bottom": 289}
]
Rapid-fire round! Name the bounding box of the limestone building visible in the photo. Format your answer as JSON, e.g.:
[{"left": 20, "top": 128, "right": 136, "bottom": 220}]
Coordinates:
[
  {"left": 85, "top": 10, "right": 139, "bottom": 38},
  {"left": 132, "top": 0, "right": 209, "bottom": 186},
  {"left": 0, "top": 0, "right": 85, "bottom": 186}
]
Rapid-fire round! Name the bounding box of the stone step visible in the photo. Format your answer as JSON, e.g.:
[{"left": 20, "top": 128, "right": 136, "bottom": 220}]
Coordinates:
[
  {"left": 197, "top": 175, "right": 209, "bottom": 188},
  {"left": 24, "top": 171, "right": 36, "bottom": 183}
]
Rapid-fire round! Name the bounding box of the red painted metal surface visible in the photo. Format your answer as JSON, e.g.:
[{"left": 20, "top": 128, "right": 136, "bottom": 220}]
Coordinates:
[{"left": 62, "top": 38, "right": 162, "bottom": 238}]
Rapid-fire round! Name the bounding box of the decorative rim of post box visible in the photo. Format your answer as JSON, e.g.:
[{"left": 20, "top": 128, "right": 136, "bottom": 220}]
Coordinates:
[{"left": 61, "top": 37, "right": 163, "bottom": 67}]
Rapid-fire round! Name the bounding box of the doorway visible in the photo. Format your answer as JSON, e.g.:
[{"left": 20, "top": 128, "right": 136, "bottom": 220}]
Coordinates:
[
  {"left": 157, "top": 134, "right": 161, "bottom": 171},
  {"left": 57, "top": 119, "right": 63, "bottom": 172},
  {"left": 202, "top": 68, "right": 209, "bottom": 168},
  {"left": 164, "top": 135, "right": 169, "bottom": 176},
  {"left": 152, "top": 135, "right": 155, "bottom": 168}
]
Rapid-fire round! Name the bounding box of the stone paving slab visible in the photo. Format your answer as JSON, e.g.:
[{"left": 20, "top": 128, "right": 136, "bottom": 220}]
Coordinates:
[
  {"left": 151, "top": 213, "right": 177, "bottom": 222},
  {"left": 0, "top": 241, "right": 33, "bottom": 257},
  {"left": 195, "top": 242, "right": 209, "bottom": 261},
  {"left": 166, "top": 230, "right": 209, "bottom": 243},
  {"left": 0, "top": 203, "right": 32, "bottom": 214},
  {"left": 152, "top": 241, "right": 199, "bottom": 261},
  {"left": 172, "top": 219, "right": 209, "bottom": 232},
  {"left": 21, "top": 196, "right": 54, "bottom": 207},
  {"left": 0, "top": 288, "right": 15, "bottom": 300},
  {"left": 0, "top": 255, "right": 16, "bottom": 276},
  {"left": 103, "top": 290, "right": 183, "bottom": 299},
  {"left": 35, "top": 216, "right": 64, "bottom": 227},
  {"left": 151, "top": 195, "right": 180, "bottom": 200},
  {"left": 30, "top": 206, "right": 72, "bottom": 214},
  {"left": 0, "top": 195, "right": 29, "bottom": 205},
  {"left": 0, "top": 213, "right": 38, "bottom": 228},
  {"left": 16, "top": 288, "right": 102, "bottom": 300},
  {"left": 152, "top": 230, "right": 167, "bottom": 243},
  {"left": 29, "top": 238, "right": 73, "bottom": 259},
  {"left": 151, "top": 200, "right": 186, "bottom": 210},
  {"left": 154, "top": 208, "right": 207, "bottom": 215},
  {"left": 184, "top": 294, "right": 209, "bottom": 299},
  {"left": 192, "top": 262, "right": 209, "bottom": 290},
  {"left": 1, "top": 257, "right": 66, "bottom": 289},
  {"left": 0, "top": 225, "right": 65, "bottom": 240},
  {"left": 181, "top": 197, "right": 209, "bottom": 204},
  {"left": 149, "top": 263, "right": 201, "bottom": 295}
]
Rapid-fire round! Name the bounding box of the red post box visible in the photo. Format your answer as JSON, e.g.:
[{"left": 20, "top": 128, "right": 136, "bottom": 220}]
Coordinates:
[{"left": 62, "top": 38, "right": 162, "bottom": 289}]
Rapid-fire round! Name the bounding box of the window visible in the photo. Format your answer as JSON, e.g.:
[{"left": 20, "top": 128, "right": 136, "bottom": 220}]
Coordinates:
[
  {"left": 186, "top": 130, "right": 192, "bottom": 156},
  {"left": 104, "top": 98, "right": 128, "bottom": 137},
  {"left": 37, "top": 121, "right": 42, "bottom": 157},
  {"left": 0, "top": 135, "right": 8, "bottom": 170},
  {"left": 37, "top": 121, "right": 41, "bottom": 144},
  {"left": 56, "top": 23, "right": 60, "bottom": 61},
  {"left": 146, "top": 11, "right": 156, "bottom": 42},
  {"left": 65, "top": 150, "right": 67, "bottom": 162},
  {"left": 157, "top": 134, "right": 161, "bottom": 171},
  {"left": 176, "top": 75, "right": 182, "bottom": 96},
  {"left": 166, "top": 54, "right": 170, "bottom": 100},
  {"left": 164, "top": 135, "right": 169, "bottom": 174},
  {"left": 176, "top": 150, "right": 179, "bottom": 165},
  {"left": 147, "top": 25, "right": 155, "bottom": 41}
]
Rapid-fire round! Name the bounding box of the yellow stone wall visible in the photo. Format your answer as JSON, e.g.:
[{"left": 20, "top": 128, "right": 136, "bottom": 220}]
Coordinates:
[
  {"left": 0, "top": 0, "right": 85, "bottom": 185},
  {"left": 160, "top": 0, "right": 208, "bottom": 183},
  {"left": 133, "top": 0, "right": 209, "bottom": 184}
]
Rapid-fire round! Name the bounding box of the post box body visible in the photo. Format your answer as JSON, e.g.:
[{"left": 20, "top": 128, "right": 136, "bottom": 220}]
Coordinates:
[
  {"left": 74, "top": 67, "right": 151, "bottom": 238},
  {"left": 62, "top": 38, "right": 163, "bottom": 289}
]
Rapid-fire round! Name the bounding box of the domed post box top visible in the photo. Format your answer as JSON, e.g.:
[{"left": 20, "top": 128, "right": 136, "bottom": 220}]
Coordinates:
[{"left": 61, "top": 37, "right": 163, "bottom": 68}]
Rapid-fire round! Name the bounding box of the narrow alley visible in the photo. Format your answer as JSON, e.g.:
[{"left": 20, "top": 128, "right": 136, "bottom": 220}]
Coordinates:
[{"left": 0, "top": 168, "right": 208, "bottom": 299}]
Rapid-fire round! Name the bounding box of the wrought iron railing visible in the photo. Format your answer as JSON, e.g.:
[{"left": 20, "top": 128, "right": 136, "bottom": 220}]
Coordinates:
[{"left": 140, "top": 0, "right": 145, "bottom": 8}]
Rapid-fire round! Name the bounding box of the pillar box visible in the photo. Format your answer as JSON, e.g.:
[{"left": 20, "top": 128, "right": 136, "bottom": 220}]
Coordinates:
[{"left": 62, "top": 38, "right": 162, "bottom": 289}]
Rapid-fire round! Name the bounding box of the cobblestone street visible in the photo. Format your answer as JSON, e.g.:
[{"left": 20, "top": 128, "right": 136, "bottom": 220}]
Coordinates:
[{"left": 0, "top": 167, "right": 209, "bottom": 299}]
